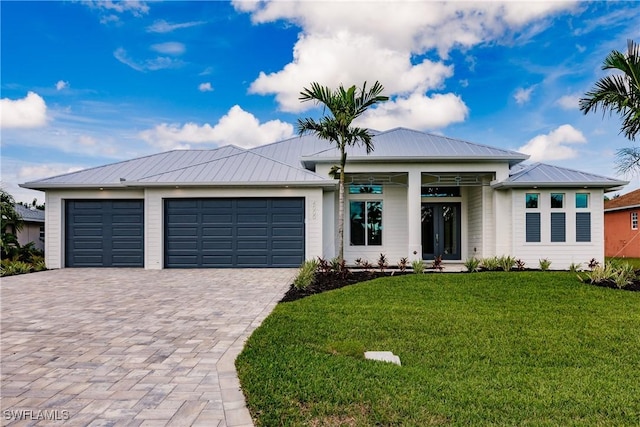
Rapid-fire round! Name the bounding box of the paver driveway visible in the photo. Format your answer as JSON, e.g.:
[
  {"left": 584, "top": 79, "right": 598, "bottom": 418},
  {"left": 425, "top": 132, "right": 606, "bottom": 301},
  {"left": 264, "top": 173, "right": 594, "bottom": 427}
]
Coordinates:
[{"left": 1, "top": 268, "right": 293, "bottom": 427}]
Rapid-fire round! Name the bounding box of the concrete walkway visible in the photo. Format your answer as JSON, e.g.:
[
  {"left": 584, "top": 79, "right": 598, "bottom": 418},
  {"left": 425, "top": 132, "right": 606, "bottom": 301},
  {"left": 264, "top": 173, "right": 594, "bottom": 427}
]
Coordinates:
[{"left": 1, "top": 268, "right": 293, "bottom": 426}]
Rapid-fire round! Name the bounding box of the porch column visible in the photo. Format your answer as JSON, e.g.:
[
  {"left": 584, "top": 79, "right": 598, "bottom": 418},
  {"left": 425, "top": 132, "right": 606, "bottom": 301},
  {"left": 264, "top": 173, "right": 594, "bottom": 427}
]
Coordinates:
[{"left": 407, "top": 169, "right": 422, "bottom": 261}]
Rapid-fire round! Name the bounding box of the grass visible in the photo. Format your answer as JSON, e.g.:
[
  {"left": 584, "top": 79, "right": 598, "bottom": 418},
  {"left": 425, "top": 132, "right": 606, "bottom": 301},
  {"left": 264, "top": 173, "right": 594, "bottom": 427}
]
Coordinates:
[
  {"left": 607, "top": 257, "right": 640, "bottom": 269},
  {"left": 236, "top": 272, "right": 640, "bottom": 426}
]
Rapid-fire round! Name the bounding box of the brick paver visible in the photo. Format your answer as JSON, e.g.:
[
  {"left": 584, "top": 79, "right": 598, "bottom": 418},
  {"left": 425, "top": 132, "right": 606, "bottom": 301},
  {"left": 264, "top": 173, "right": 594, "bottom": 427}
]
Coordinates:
[{"left": 1, "top": 269, "right": 293, "bottom": 426}]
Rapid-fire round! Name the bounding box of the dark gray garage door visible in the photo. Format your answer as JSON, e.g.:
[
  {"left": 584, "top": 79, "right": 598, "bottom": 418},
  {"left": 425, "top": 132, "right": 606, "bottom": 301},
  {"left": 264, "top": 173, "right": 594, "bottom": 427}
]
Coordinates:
[
  {"left": 65, "top": 200, "right": 144, "bottom": 267},
  {"left": 165, "top": 198, "right": 305, "bottom": 268}
]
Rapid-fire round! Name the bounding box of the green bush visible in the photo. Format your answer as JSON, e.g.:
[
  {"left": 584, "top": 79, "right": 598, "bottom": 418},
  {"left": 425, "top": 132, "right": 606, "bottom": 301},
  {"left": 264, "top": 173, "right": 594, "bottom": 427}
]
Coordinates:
[
  {"left": 539, "top": 258, "right": 552, "bottom": 271},
  {"left": 411, "top": 259, "right": 425, "bottom": 274},
  {"left": 499, "top": 255, "right": 516, "bottom": 272},
  {"left": 613, "top": 262, "right": 637, "bottom": 289},
  {"left": 482, "top": 256, "right": 500, "bottom": 271},
  {"left": 1, "top": 259, "right": 33, "bottom": 277},
  {"left": 568, "top": 262, "right": 582, "bottom": 273},
  {"left": 293, "top": 259, "right": 319, "bottom": 290},
  {"left": 464, "top": 257, "right": 481, "bottom": 272}
]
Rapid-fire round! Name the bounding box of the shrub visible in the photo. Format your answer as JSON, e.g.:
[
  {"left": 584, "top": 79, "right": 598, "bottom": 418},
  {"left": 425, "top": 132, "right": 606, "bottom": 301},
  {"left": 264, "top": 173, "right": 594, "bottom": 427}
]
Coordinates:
[
  {"left": 293, "top": 259, "right": 319, "bottom": 290},
  {"left": 588, "top": 258, "right": 600, "bottom": 270},
  {"left": 515, "top": 259, "right": 526, "bottom": 271},
  {"left": 411, "top": 259, "right": 425, "bottom": 274},
  {"left": 0, "top": 259, "right": 33, "bottom": 277},
  {"left": 613, "top": 262, "right": 637, "bottom": 289},
  {"left": 499, "top": 255, "right": 516, "bottom": 272},
  {"left": 539, "top": 258, "right": 552, "bottom": 271},
  {"left": 583, "top": 264, "right": 616, "bottom": 284},
  {"left": 464, "top": 257, "right": 481, "bottom": 272},
  {"left": 568, "top": 262, "right": 582, "bottom": 273},
  {"left": 377, "top": 253, "right": 388, "bottom": 273},
  {"left": 432, "top": 255, "right": 443, "bottom": 271},
  {"left": 397, "top": 257, "right": 409, "bottom": 272},
  {"left": 482, "top": 256, "right": 500, "bottom": 271},
  {"left": 317, "top": 257, "right": 331, "bottom": 274}
]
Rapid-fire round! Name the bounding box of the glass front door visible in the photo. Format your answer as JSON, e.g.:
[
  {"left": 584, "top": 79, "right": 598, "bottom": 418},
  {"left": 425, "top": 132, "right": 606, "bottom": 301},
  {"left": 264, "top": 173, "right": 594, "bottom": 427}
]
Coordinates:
[{"left": 421, "top": 203, "right": 461, "bottom": 260}]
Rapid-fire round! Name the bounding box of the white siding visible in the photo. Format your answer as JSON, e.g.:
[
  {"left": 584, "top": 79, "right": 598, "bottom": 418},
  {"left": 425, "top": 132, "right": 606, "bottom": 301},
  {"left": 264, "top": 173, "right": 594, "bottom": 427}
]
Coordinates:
[
  {"left": 44, "top": 189, "right": 145, "bottom": 269},
  {"left": 511, "top": 188, "right": 604, "bottom": 269},
  {"left": 344, "top": 185, "right": 408, "bottom": 265},
  {"left": 322, "top": 190, "right": 336, "bottom": 259},
  {"left": 494, "top": 189, "right": 513, "bottom": 256},
  {"left": 482, "top": 185, "right": 496, "bottom": 257},
  {"left": 144, "top": 187, "right": 323, "bottom": 269},
  {"left": 466, "top": 186, "right": 483, "bottom": 259}
]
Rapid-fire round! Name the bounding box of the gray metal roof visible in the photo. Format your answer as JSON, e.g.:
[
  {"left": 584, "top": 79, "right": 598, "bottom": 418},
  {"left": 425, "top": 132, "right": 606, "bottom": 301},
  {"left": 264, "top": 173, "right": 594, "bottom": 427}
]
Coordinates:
[
  {"left": 14, "top": 204, "right": 45, "bottom": 223},
  {"left": 493, "top": 162, "right": 628, "bottom": 190},
  {"left": 295, "top": 128, "right": 529, "bottom": 166},
  {"left": 22, "top": 146, "right": 245, "bottom": 189},
  {"left": 130, "top": 150, "right": 333, "bottom": 186}
]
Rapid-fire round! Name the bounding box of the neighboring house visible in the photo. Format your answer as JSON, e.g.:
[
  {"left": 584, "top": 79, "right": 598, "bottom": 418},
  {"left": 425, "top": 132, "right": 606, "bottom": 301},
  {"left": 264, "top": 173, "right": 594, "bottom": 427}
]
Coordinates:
[
  {"left": 604, "top": 188, "right": 640, "bottom": 258},
  {"left": 21, "top": 128, "right": 627, "bottom": 270},
  {"left": 14, "top": 204, "right": 45, "bottom": 251}
]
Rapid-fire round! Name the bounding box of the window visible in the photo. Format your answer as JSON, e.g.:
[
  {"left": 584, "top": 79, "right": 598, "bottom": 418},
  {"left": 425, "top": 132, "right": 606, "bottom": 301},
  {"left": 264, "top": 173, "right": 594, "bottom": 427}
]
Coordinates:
[
  {"left": 526, "top": 193, "right": 539, "bottom": 209},
  {"left": 551, "top": 212, "right": 566, "bottom": 242},
  {"left": 550, "top": 193, "right": 564, "bottom": 208},
  {"left": 633, "top": 212, "right": 638, "bottom": 230},
  {"left": 350, "top": 201, "right": 382, "bottom": 246},
  {"left": 39, "top": 224, "right": 45, "bottom": 241},
  {"left": 526, "top": 212, "right": 541, "bottom": 242},
  {"left": 576, "top": 213, "right": 591, "bottom": 242},
  {"left": 421, "top": 187, "right": 461, "bottom": 197},
  {"left": 349, "top": 184, "right": 382, "bottom": 194},
  {"left": 576, "top": 193, "right": 589, "bottom": 208}
]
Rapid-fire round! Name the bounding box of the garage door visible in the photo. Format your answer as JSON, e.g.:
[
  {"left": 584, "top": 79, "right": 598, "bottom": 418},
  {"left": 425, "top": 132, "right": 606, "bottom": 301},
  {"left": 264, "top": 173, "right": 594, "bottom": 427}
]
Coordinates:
[
  {"left": 165, "top": 198, "right": 305, "bottom": 268},
  {"left": 65, "top": 200, "right": 144, "bottom": 267}
]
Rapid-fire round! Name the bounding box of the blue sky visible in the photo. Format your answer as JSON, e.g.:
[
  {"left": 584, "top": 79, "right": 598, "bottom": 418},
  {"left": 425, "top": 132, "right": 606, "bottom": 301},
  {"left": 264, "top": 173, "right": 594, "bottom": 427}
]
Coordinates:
[{"left": 2, "top": 0, "right": 639, "bottom": 203}]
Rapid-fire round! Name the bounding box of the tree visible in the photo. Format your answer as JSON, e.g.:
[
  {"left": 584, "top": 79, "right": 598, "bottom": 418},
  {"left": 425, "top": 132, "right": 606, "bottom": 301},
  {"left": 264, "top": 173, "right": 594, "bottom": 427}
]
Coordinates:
[
  {"left": 297, "top": 81, "right": 388, "bottom": 261},
  {"left": 1, "top": 189, "right": 24, "bottom": 259},
  {"left": 580, "top": 39, "right": 640, "bottom": 174}
]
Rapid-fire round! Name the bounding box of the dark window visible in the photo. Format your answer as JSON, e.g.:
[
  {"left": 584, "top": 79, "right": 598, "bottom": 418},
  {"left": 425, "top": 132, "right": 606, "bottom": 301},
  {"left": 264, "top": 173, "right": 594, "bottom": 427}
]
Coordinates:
[
  {"left": 576, "top": 213, "right": 591, "bottom": 242},
  {"left": 551, "top": 193, "right": 564, "bottom": 208},
  {"left": 526, "top": 212, "right": 540, "bottom": 242},
  {"left": 350, "top": 201, "right": 382, "bottom": 246},
  {"left": 551, "top": 212, "right": 566, "bottom": 242},
  {"left": 632, "top": 212, "right": 638, "bottom": 230},
  {"left": 39, "top": 224, "right": 45, "bottom": 241},
  {"left": 526, "top": 193, "right": 539, "bottom": 209},
  {"left": 421, "top": 187, "right": 461, "bottom": 197}
]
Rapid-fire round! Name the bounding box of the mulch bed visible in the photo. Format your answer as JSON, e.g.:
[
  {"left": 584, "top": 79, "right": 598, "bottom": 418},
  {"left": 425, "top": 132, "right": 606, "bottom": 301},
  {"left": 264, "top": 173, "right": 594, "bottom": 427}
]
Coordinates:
[
  {"left": 280, "top": 270, "right": 410, "bottom": 302},
  {"left": 589, "top": 280, "right": 640, "bottom": 292}
]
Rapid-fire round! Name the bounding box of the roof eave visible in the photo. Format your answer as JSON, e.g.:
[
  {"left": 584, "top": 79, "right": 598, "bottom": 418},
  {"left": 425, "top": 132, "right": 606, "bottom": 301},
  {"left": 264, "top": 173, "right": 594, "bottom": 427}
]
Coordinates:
[
  {"left": 604, "top": 204, "right": 640, "bottom": 212},
  {"left": 491, "top": 181, "right": 629, "bottom": 191}
]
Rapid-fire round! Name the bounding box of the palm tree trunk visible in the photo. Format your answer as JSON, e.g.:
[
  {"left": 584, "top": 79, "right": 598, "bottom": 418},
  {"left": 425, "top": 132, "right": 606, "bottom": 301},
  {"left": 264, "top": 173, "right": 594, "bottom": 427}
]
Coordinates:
[{"left": 337, "top": 147, "right": 347, "bottom": 261}]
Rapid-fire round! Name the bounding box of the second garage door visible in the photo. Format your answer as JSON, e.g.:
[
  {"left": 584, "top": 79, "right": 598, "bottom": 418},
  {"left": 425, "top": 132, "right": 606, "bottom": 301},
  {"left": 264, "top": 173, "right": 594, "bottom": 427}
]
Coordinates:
[{"left": 164, "top": 198, "right": 305, "bottom": 268}]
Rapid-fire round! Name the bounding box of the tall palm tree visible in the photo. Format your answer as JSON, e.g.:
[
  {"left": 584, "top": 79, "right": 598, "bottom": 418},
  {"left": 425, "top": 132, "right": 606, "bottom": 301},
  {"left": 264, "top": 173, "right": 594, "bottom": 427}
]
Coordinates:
[
  {"left": 580, "top": 39, "right": 640, "bottom": 173},
  {"left": 297, "top": 81, "right": 388, "bottom": 261}
]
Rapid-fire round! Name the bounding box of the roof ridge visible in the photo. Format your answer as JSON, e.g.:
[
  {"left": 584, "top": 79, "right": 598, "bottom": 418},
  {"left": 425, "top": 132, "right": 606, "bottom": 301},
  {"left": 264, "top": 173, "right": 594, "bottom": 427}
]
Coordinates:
[{"left": 536, "top": 162, "right": 622, "bottom": 180}]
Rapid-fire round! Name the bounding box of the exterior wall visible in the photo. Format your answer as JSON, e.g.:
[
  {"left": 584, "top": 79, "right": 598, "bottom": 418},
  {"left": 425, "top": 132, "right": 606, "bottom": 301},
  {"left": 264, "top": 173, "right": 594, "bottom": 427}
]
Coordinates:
[
  {"left": 322, "top": 190, "right": 336, "bottom": 259},
  {"left": 17, "top": 222, "right": 44, "bottom": 251},
  {"left": 44, "top": 189, "right": 145, "bottom": 269},
  {"left": 482, "top": 184, "right": 495, "bottom": 258},
  {"left": 144, "top": 187, "right": 324, "bottom": 269},
  {"left": 605, "top": 208, "right": 640, "bottom": 258},
  {"left": 511, "top": 188, "right": 604, "bottom": 269},
  {"left": 494, "top": 189, "right": 513, "bottom": 256},
  {"left": 466, "top": 186, "right": 483, "bottom": 259},
  {"left": 344, "top": 184, "right": 407, "bottom": 265}
]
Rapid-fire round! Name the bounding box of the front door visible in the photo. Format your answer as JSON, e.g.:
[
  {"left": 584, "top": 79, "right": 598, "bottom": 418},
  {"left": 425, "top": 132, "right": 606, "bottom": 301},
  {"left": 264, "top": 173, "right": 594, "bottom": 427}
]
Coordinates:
[{"left": 421, "top": 203, "right": 461, "bottom": 260}]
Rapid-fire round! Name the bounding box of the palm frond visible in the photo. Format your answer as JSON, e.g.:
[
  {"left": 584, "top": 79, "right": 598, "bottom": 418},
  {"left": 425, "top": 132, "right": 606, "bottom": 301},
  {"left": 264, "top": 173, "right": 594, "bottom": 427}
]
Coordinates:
[{"left": 616, "top": 146, "right": 640, "bottom": 175}]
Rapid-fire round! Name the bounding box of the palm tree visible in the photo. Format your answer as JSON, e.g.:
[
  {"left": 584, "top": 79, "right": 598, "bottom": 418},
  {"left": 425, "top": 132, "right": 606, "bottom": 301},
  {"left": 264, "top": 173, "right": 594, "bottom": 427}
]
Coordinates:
[
  {"left": 580, "top": 39, "right": 640, "bottom": 173},
  {"left": 297, "top": 81, "right": 388, "bottom": 261}
]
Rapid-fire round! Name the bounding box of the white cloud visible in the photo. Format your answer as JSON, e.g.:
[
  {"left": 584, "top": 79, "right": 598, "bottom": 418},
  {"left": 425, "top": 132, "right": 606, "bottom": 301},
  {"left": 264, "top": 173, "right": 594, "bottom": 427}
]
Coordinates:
[
  {"left": 198, "top": 82, "right": 214, "bottom": 92},
  {"left": 514, "top": 86, "right": 535, "bottom": 105},
  {"left": 249, "top": 31, "right": 454, "bottom": 113},
  {"left": 150, "top": 42, "right": 185, "bottom": 56},
  {"left": 556, "top": 94, "right": 580, "bottom": 110},
  {"left": 0, "top": 92, "right": 48, "bottom": 129},
  {"left": 357, "top": 93, "right": 469, "bottom": 131},
  {"left": 518, "top": 124, "right": 587, "bottom": 161},
  {"left": 1, "top": 160, "right": 83, "bottom": 204},
  {"left": 234, "top": 1, "right": 577, "bottom": 125},
  {"left": 576, "top": 44, "right": 586, "bottom": 53},
  {"left": 114, "top": 48, "right": 184, "bottom": 72},
  {"left": 138, "top": 105, "right": 294, "bottom": 150},
  {"left": 146, "top": 19, "right": 206, "bottom": 33},
  {"left": 55, "top": 80, "right": 69, "bottom": 91},
  {"left": 83, "top": 0, "right": 149, "bottom": 16}
]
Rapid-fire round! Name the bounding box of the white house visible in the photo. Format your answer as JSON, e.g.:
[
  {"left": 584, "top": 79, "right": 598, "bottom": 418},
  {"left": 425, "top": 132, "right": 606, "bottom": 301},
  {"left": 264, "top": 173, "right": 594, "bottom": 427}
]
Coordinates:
[{"left": 21, "top": 128, "right": 627, "bottom": 270}]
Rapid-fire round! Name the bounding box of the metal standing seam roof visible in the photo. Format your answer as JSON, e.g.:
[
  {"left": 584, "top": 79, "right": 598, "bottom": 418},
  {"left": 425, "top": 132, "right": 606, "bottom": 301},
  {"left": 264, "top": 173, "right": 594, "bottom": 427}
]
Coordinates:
[
  {"left": 14, "top": 204, "right": 45, "bottom": 223},
  {"left": 297, "top": 128, "right": 529, "bottom": 166},
  {"left": 21, "top": 145, "right": 246, "bottom": 189},
  {"left": 129, "top": 149, "right": 334, "bottom": 186},
  {"left": 492, "top": 162, "right": 628, "bottom": 190}
]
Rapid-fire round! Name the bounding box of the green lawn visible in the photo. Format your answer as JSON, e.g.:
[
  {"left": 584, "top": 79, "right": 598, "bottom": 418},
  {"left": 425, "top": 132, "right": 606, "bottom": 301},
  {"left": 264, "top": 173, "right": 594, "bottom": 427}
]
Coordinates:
[{"left": 236, "top": 272, "right": 640, "bottom": 426}]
